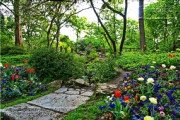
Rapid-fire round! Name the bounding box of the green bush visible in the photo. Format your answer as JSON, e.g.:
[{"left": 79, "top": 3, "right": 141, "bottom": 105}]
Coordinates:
[
  {"left": 1, "top": 46, "right": 28, "bottom": 55},
  {"left": 28, "top": 48, "right": 85, "bottom": 82},
  {"left": 87, "top": 57, "right": 117, "bottom": 83}
]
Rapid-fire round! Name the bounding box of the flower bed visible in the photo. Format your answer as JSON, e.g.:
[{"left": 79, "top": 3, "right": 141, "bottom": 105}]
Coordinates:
[
  {"left": 0, "top": 61, "right": 47, "bottom": 102},
  {"left": 99, "top": 64, "right": 180, "bottom": 120}
]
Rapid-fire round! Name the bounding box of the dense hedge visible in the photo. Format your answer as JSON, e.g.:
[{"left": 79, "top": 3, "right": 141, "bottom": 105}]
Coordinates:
[
  {"left": 28, "top": 48, "right": 86, "bottom": 82},
  {"left": 1, "top": 46, "right": 28, "bottom": 55}
]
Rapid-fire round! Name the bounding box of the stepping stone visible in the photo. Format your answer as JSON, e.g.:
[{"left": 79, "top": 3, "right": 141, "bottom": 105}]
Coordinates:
[
  {"left": 81, "top": 91, "right": 94, "bottom": 97},
  {"left": 54, "top": 87, "right": 68, "bottom": 94},
  {"left": 0, "top": 103, "right": 64, "bottom": 120},
  {"left": 68, "top": 88, "right": 74, "bottom": 91},
  {"left": 65, "top": 90, "right": 80, "bottom": 95},
  {"left": 27, "top": 93, "right": 90, "bottom": 113},
  {"left": 108, "top": 84, "right": 117, "bottom": 89}
]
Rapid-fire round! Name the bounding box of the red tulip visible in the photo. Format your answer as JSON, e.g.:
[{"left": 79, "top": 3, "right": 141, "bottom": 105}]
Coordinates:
[
  {"left": 23, "top": 59, "right": 28, "bottom": 63},
  {"left": 11, "top": 74, "right": 15, "bottom": 80},
  {"left": 4, "top": 63, "right": 10, "bottom": 68},
  {"left": 15, "top": 75, "right": 19, "bottom": 79},
  {"left": 124, "top": 96, "right": 130, "bottom": 103},
  {"left": 26, "top": 68, "right": 35, "bottom": 73},
  {"left": 114, "top": 90, "right": 121, "bottom": 98}
]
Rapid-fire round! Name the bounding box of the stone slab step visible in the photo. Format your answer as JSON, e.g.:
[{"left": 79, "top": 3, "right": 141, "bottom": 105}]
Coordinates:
[
  {"left": 0, "top": 103, "right": 64, "bottom": 120},
  {"left": 27, "top": 93, "right": 90, "bottom": 113}
]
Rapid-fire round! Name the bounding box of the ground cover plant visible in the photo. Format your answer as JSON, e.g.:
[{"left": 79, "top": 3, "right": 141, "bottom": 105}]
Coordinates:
[
  {"left": 1, "top": 54, "right": 30, "bottom": 65},
  {"left": 116, "top": 52, "right": 180, "bottom": 71},
  {"left": 0, "top": 61, "right": 47, "bottom": 102},
  {"left": 98, "top": 63, "right": 180, "bottom": 120}
]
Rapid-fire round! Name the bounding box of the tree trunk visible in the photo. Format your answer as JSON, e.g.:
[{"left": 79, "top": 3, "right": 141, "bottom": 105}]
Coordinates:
[
  {"left": 0, "top": 11, "right": 5, "bottom": 31},
  {"left": 119, "top": 0, "right": 128, "bottom": 55},
  {"left": 139, "top": 0, "right": 146, "bottom": 51},
  {"left": 56, "top": 25, "right": 60, "bottom": 51},
  {"left": 14, "top": 0, "right": 23, "bottom": 46}
]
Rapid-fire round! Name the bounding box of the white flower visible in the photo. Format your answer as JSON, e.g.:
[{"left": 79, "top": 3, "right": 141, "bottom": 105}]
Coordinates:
[
  {"left": 144, "top": 116, "right": 154, "bottom": 120},
  {"left": 152, "top": 61, "right": 156, "bottom": 64},
  {"left": 147, "top": 78, "right": 154, "bottom": 84},
  {"left": 140, "top": 96, "right": 147, "bottom": 101},
  {"left": 149, "top": 97, "right": 157, "bottom": 104},
  {"left": 138, "top": 77, "right": 144, "bottom": 82},
  {"left": 162, "top": 64, "right": 166, "bottom": 68},
  {"left": 0, "top": 63, "right": 3, "bottom": 67},
  {"left": 150, "top": 66, "right": 155, "bottom": 68},
  {"left": 170, "top": 65, "right": 176, "bottom": 70},
  {"left": 107, "top": 96, "right": 110, "bottom": 99}
]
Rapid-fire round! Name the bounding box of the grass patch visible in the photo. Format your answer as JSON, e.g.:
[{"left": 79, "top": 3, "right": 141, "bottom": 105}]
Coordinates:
[
  {"left": 0, "top": 86, "right": 58, "bottom": 109},
  {"left": 62, "top": 95, "right": 106, "bottom": 120}
]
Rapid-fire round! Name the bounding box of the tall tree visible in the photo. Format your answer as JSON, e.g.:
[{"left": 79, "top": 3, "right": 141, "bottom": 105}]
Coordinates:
[
  {"left": 89, "top": 0, "right": 128, "bottom": 55},
  {"left": 0, "top": 0, "right": 23, "bottom": 46},
  {"left": 139, "top": 0, "right": 146, "bottom": 51}
]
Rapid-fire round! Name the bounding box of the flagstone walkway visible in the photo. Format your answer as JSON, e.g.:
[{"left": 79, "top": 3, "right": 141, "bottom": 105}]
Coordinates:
[{"left": 0, "top": 68, "right": 131, "bottom": 120}]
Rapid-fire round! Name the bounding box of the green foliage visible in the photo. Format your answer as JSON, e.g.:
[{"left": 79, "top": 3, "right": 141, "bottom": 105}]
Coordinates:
[
  {"left": 1, "top": 45, "right": 28, "bottom": 55},
  {"left": 86, "top": 49, "right": 98, "bottom": 61},
  {"left": 62, "top": 97, "right": 105, "bottom": 120},
  {"left": 145, "top": 0, "right": 180, "bottom": 51},
  {"left": 116, "top": 52, "right": 180, "bottom": 70},
  {"left": 1, "top": 55, "right": 30, "bottom": 65},
  {"left": 87, "top": 57, "right": 117, "bottom": 83},
  {"left": 28, "top": 48, "right": 85, "bottom": 82}
]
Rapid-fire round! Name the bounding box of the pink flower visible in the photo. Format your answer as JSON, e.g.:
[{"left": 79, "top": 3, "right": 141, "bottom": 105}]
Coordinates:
[{"left": 160, "top": 111, "right": 165, "bottom": 117}]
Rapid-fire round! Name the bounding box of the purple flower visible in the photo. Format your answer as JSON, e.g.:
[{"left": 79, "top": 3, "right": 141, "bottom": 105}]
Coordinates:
[
  {"left": 158, "top": 106, "right": 164, "bottom": 111},
  {"left": 164, "top": 103, "right": 169, "bottom": 107},
  {"left": 172, "top": 110, "right": 177, "bottom": 119}
]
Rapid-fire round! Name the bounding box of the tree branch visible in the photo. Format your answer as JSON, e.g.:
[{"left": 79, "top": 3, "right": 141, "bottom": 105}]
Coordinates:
[
  {"left": 101, "top": 0, "right": 124, "bottom": 17},
  {"left": 90, "top": 0, "right": 114, "bottom": 44},
  {"left": 0, "top": 2, "right": 14, "bottom": 15},
  {"left": 60, "top": 7, "right": 92, "bottom": 27}
]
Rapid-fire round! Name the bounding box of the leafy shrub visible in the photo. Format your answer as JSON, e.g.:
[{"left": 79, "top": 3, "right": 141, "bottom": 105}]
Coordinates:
[
  {"left": 28, "top": 48, "right": 85, "bottom": 82},
  {"left": 87, "top": 49, "right": 98, "bottom": 61},
  {"left": 86, "top": 57, "right": 117, "bottom": 83},
  {"left": 1, "top": 46, "right": 28, "bottom": 55}
]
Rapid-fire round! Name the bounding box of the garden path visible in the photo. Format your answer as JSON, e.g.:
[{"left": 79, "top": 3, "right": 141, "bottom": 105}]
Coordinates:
[{"left": 0, "top": 68, "right": 130, "bottom": 120}]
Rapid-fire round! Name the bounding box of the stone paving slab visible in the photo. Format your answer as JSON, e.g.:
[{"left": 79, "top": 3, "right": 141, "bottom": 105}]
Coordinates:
[
  {"left": 27, "top": 93, "right": 90, "bottom": 113},
  {"left": 0, "top": 103, "right": 64, "bottom": 120},
  {"left": 80, "top": 91, "right": 94, "bottom": 97}
]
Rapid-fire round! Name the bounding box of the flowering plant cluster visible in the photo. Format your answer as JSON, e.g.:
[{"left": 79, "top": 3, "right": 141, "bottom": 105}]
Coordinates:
[
  {"left": 99, "top": 63, "right": 180, "bottom": 120},
  {"left": 0, "top": 61, "right": 47, "bottom": 102}
]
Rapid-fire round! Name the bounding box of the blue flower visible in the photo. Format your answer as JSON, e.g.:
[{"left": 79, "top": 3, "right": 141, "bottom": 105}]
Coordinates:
[
  {"left": 2, "top": 79, "right": 7, "bottom": 84},
  {"left": 30, "top": 92, "right": 35, "bottom": 96},
  {"left": 40, "top": 85, "right": 47, "bottom": 91},
  {"left": 132, "top": 115, "right": 139, "bottom": 120},
  {"left": 99, "top": 106, "right": 106, "bottom": 110},
  {"left": 109, "top": 102, "right": 115, "bottom": 108}
]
